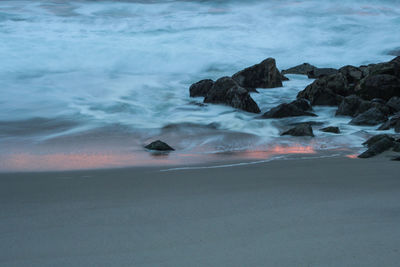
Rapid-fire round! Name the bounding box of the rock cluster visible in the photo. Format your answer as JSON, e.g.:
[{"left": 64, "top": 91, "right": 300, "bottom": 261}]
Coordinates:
[
  {"left": 358, "top": 134, "right": 399, "bottom": 158},
  {"left": 189, "top": 57, "right": 285, "bottom": 113}
]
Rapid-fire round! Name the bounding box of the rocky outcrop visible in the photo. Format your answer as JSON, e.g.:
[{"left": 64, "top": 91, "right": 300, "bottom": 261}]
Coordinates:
[
  {"left": 232, "top": 58, "right": 283, "bottom": 89},
  {"left": 262, "top": 99, "right": 316, "bottom": 118},
  {"left": 349, "top": 107, "right": 388, "bottom": 126},
  {"left": 204, "top": 77, "right": 260, "bottom": 113},
  {"left": 281, "top": 123, "right": 314, "bottom": 137},
  {"left": 320, "top": 126, "right": 340, "bottom": 134},
  {"left": 189, "top": 79, "right": 214, "bottom": 97},
  {"left": 355, "top": 74, "right": 400, "bottom": 101},
  {"left": 307, "top": 68, "right": 338, "bottom": 79},
  {"left": 335, "top": 95, "right": 390, "bottom": 117},
  {"left": 281, "top": 63, "right": 316, "bottom": 75},
  {"left": 145, "top": 140, "right": 175, "bottom": 151},
  {"left": 378, "top": 112, "right": 400, "bottom": 132},
  {"left": 358, "top": 134, "right": 396, "bottom": 158},
  {"left": 297, "top": 73, "right": 349, "bottom": 105}
]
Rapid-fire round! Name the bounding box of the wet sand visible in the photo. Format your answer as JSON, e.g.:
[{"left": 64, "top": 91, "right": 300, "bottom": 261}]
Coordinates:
[{"left": 1, "top": 156, "right": 400, "bottom": 266}]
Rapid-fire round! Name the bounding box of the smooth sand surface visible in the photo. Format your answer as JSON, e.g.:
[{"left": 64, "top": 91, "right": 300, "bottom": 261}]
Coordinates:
[{"left": 1, "top": 156, "right": 400, "bottom": 266}]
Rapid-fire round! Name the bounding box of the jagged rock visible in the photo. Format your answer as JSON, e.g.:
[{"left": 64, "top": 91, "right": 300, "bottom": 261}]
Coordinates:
[
  {"left": 339, "top": 65, "right": 364, "bottom": 86},
  {"left": 232, "top": 58, "right": 283, "bottom": 89},
  {"left": 307, "top": 68, "right": 338, "bottom": 78},
  {"left": 336, "top": 95, "right": 390, "bottom": 117},
  {"left": 145, "top": 140, "right": 175, "bottom": 151},
  {"left": 378, "top": 112, "right": 400, "bottom": 132},
  {"left": 189, "top": 79, "right": 214, "bottom": 97},
  {"left": 320, "top": 126, "right": 340, "bottom": 134},
  {"left": 355, "top": 74, "right": 400, "bottom": 101},
  {"left": 204, "top": 77, "right": 260, "bottom": 113},
  {"left": 281, "top": 63, "right": 316, "bottom": 75},
  {"left": 358, "top": 134, "right": 395, "bottom": 158},
  {"left": 262, "top": 99, "right": 316, "bottom": 118},
  {"left": 386, "top": 96, "right": 400, "bottom": 112},
  {"left": 281, "top": 123, "right": 314, "bottom": 137},
  {"left": 350, "top": 107, "right": 388, "bottom": 126},
  {"left": 297, "top": 73, "right": 349, "bottom": 106}
]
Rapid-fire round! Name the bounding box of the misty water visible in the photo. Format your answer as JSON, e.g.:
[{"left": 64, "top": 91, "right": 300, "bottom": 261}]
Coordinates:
[{"left": 0, "top": 0, "right": 400, "bottom": 170}]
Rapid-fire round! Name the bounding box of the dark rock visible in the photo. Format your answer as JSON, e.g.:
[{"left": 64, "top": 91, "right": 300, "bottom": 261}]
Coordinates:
[
  {"left": 336, "top": 95, "right": 390, "bottom": 117},
  {"left": 358, "top": 135, "right": 395, "bottom": 158},
  {"left": 145, "top": 140, "right": 175, "bottom": 151},
  {"left": 320, "top": 126, "right": 340, "bottom": 134},
  {"left": 281, "top": 123, "right": 314, "bottom": 137},
  {"left": 350, "top": 107, "right": 388, "bottom": 126},
  {"left": 204, "top": 77, "right": 260, "bottom": 113},
  {"left": 377, "top": 112, "right": 400, "bottom": 132},
  {"left": 355, "top": 74, "right": 400, "bottom": 101},
  {"left": 339, "top": 65, "right": 364, "bottom": 88},
  {"left": 297, "top": 73, "right": 349, "bottom": 106},
  {"left": 262, "top": 99, "right": 316, "bottom": 118},
  {"left": 391, "top": 156, "right": 400, "bottom": 161},
  {"left": 232, "top": 58, "right": 283, "bottom": 89},
  {"left": 281, "top": 74, "right": 289, "bottom": 81},
  {"left": 281, "top": 63, "right": 316, "bottom": 75},
  {"left": 307, "top": 68, "right": 338, "bottom": 78},
  {"left": 189, "top": 79, "right": 214, "bottom": 97},
  {"left": 362, "top": 134, "right": 395, "bottom": 147},
  {"left": 393, "top": 142, "right": 400, "bottom": 152},
  {"left": 386, "top": 96, "right": 400, "bottom": 112}
]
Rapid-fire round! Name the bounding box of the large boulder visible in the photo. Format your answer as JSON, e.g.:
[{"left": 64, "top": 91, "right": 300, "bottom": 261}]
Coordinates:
[
  {"left": 232, "top": 58, "right": 283, "bottom": 89},
  {"left": 307, "top": 68, "right": 338, "bottom": 79},
  {"left": 386, "top": 96, "right": 400, "bottom": 112},
  {"left": 204, "top": 77, "right": 260, "bottom": 113},
  {"left": 297, "top": 73, "right": 349, "bottom": 106},
  {"left": 281, "top": 123, "right": 314, "bottom": 137},
  {"left": 355, "top": 74, "right": 400, "bottom": 101},
  {"left": 281, "top": 63, "right": 316, "bottom": 75},
  {"left": 262, "top": 99, "right": 316, "bottom": 118},
  {"left": 338, "top": 65, "right": 364, "bottom": 90},
  {"left": 349, "top": 107, "right": 388, "bottom": 126},
  {"left": 358, "top": 134, "right": 395, "bottom": 158},
  {"left": 189, "top": 79, "right": 214, "bottom": 97},
  {"left": 145, "top": 140, "right": 175, "bottom": 151}
]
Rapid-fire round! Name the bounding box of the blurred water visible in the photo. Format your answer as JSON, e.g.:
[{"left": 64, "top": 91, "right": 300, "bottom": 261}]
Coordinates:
[{"left": 0, "top": 0, "right": 399, "bottom": 162}]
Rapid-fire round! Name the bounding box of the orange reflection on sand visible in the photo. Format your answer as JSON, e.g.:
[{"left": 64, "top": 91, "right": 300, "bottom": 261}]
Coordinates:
[
  {"left": 346, "top": 154, "right": 358, "bottom": 159},
  {"left": 241, "top": 145, "right": 315, "bottom": 159}
]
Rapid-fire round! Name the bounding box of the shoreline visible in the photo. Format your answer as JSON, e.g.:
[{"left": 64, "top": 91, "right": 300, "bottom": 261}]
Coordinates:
[{"left": 1, "top": 156, "right": 399, "bottom": 266}]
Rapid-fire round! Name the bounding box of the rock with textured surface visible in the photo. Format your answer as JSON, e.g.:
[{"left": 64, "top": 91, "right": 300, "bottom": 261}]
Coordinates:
[
  {"left": 320, "top": 126, "right": 340, "bottom": 134},
  {"left": 232, "top": 58, "right": 283, "bottom": 89},
  {"left": 262, "top": 99, "right": 316, "bottom": 118},
  {"left": 307, "top": 68, "right": 338, "bottom": 78},
  {"left": 358, "top": 135, "right": 395, "bottom": 158},
  {"left": 189, "top": 79, "right": 214, "bottom": 97},
  {"left": 350, "top": 107, "right": 388, "bottom": 126},
  {"left": 204, "top": 77, "right": 260, "bottom": 113},
  {"left": 281, "top": 123, "right": 314, "bottom": 137},
  {"left": 281, "top": 63, "right": 316, "bottom": 75}
]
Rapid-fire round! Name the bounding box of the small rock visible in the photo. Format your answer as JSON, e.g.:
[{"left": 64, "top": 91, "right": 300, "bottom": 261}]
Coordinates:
[
  {"left": 145, "top": 140, "right": 175, "bottom": 151},
  {"left": 320, "top": 126, "right": 340, "bottom": 134},
  {"left": 377, "top": 112, "right": 400, "bottom": 132},
  {"left": 281, "top": 123, "right": 314, "bottom": 137}
]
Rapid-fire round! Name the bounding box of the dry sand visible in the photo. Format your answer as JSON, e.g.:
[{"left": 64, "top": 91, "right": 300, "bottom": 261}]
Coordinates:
[{"left": 0, "top": 156, "right": 399, "bottom": 266}]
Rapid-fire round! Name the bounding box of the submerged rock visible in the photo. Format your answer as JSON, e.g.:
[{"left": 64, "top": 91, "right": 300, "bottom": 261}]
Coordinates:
[
  {"left": 281, "top": 63, "right": 316, "bottom": 75},
  {"left": 281, "top": 123, "right": 314, "bottom": 137},
  {"left": 204, "top": 77, "right": 260, "bottom": 113},
  {"left": 358, "top": 134, "right": 395, "bottom": 158},
  {"left": 349, "top": 107, "right": 388, "bottom": 126},
  {"left": 189, "top": 79, "right": 214, "bottom": 97},
  {"left": 262, "top": 99, "right": 316, "bottom": 118},
  {"left": 320, "top": 126, "right": 340, "bottom": 134},
  {"left": 232, "top": 58, "right": 283, "bottom": 89},
  {"left": 145, "top": 140, "right": 175, "bottom": 151}
]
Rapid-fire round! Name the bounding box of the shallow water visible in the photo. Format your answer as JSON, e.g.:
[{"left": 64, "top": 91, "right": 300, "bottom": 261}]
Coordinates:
[{"left": 0, "top": 0, "right": 399, "bottom": 171}]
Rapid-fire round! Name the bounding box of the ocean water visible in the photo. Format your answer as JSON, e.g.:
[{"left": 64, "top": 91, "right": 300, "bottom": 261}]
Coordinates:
[{"left": 0, "top": 0, "right": 399, "bottom": 171}]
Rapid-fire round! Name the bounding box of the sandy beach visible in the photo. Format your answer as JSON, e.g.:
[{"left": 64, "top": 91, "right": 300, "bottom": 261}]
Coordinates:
[{"left": 1, "top": 156, "right": 399, "bottom": 266}]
